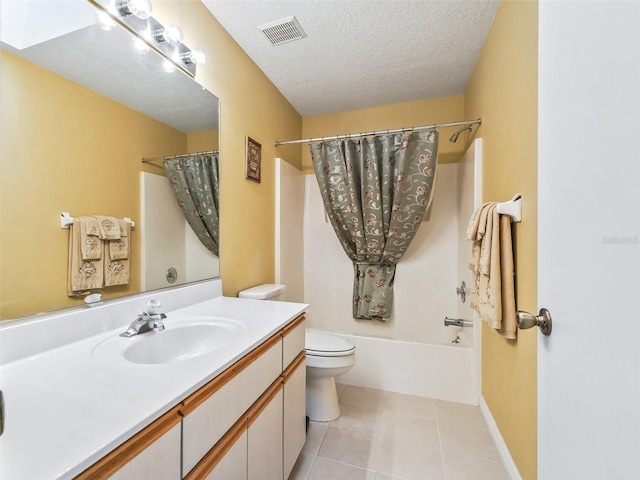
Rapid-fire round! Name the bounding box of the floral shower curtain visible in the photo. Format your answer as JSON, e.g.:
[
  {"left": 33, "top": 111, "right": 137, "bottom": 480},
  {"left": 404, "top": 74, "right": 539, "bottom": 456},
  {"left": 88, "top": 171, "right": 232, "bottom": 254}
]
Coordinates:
[
  {"left": 310, "top": 131, "right": 438, "bottom": 321},
  {"left": 163, "top": 153, "right": 220, "bottom": 256}
]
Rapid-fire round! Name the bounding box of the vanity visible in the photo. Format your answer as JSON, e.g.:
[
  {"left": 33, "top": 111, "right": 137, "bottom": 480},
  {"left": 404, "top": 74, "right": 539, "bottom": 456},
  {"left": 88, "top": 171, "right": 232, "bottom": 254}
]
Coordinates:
[{"left": 0, "top": 280, "right": 308, "bottom": 479}]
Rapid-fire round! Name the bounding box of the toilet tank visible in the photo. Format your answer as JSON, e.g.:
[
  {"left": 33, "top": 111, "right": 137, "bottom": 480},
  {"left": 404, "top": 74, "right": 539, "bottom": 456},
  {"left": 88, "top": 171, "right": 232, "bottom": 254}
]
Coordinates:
[{"left": 238, "top": 284, "right": 286, "bottom": 301}]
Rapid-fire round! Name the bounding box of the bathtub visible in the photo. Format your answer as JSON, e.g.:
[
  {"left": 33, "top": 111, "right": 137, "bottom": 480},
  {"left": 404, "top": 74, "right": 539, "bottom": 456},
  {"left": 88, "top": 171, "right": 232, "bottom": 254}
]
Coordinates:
[{"left": 329, "top": 332, "right": 480, "bottom": 405}]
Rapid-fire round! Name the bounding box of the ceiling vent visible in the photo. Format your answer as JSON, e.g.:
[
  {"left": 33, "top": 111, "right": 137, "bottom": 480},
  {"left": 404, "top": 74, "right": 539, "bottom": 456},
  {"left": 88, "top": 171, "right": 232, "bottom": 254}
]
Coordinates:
[{"left": 258, "top": 16, "right": 306, "bottom": 46}]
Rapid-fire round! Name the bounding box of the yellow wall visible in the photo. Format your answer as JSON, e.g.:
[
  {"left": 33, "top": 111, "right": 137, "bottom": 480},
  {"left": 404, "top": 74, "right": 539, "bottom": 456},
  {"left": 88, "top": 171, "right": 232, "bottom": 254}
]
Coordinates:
[
  {"left": 187, "top": 129, "right": 219, "bottom": 152},
  {"left": 301, "top": 95, "right": 465, "bottom": 171},
  {"left": 464, "top": 2, "right": 538, "bottom": 479},
  {"left": 0, "top": 51, "right": 187, "bottom": 319},
  {"left": 152, "top": 0, "right": 302, "bottom": 297}
]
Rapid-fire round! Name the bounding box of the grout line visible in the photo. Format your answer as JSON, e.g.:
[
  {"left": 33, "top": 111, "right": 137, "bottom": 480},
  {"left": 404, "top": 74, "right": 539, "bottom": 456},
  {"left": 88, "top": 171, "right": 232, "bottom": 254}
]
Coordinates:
[{"left": 433, "top": 402, "right": 450, "bottom": 480}]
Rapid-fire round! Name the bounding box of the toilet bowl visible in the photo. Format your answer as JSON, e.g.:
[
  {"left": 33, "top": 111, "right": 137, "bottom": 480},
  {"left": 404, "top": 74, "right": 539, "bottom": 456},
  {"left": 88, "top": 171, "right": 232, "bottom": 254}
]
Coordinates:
[
  {"left": 305, "top": 331, "right": 356, "bottom": 422},
  {"left": 237, "top": 284, "right": 357, "bottom": 422}
]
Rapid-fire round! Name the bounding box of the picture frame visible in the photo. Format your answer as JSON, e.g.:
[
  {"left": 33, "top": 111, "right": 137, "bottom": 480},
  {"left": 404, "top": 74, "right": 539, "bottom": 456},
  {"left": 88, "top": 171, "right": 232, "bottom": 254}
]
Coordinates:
[{"left": 245, "top": 136, "right": 262, "bottom": 183}]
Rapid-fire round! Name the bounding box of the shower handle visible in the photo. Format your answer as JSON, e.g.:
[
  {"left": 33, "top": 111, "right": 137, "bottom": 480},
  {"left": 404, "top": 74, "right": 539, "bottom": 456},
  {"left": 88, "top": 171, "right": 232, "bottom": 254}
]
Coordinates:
[
  {"left": 456, "top": 281, "right": 466, "bottom": 303},
  {"left": 516, "top": 308, "right": 553, "bottom": 336}
]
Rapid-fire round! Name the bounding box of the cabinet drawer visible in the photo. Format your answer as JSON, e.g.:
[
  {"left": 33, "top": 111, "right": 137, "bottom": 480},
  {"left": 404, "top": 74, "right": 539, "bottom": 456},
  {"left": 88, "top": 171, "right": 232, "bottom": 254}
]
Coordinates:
[
  {"left": 109, "top": 423, "right": 181, "bottom": 480},
  {"left": 182, "top": 337, "right": 283, "bottom": 475},
  {"left": 282, "top": 315, "right": 305, "bottom": 368}
]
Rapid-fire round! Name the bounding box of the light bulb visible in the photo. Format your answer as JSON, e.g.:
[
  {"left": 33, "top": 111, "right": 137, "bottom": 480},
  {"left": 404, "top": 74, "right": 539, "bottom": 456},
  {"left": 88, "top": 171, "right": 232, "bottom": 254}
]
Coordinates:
[
  {"left": 182, "top": 48, "right": 207, "bottom": 65},
  {"left": 95, "top": 11, "right": 116, "bottom": 30},
  {"left": 117, "top": 0, "right": 152, "bottom": 19},
  {"left": 192, "top": 49, "right": 207, "bottom": 65},
  {"left": 162, "top": 24, "right": 183, "bottom": 46}
]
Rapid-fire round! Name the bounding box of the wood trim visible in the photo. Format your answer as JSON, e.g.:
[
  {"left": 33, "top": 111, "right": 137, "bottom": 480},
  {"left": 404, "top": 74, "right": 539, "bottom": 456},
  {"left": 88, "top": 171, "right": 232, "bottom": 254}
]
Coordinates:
[
  {"left": 282, "top": 314, "right": 305, "bottom": 337},
  {"left": 180, "top": 332, "right": 282, "bottom": 417},
  {"left": 282, "top": 351, "right": 306, "bottom": 382},
  {"left": 74, "top": 404, "right": 182, "bottom": 480},
  {"left": 184, "top": 413, "right": 249, "bottom": 480},
  {"left": 245, "top": 377, "right": 284, "bottom": 429}
]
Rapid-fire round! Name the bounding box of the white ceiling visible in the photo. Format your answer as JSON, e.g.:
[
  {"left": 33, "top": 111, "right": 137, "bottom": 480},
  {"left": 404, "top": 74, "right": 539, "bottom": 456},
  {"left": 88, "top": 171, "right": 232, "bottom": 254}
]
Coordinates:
[{"left": 202, "top": 0, "right": 500, "bottom": 117}]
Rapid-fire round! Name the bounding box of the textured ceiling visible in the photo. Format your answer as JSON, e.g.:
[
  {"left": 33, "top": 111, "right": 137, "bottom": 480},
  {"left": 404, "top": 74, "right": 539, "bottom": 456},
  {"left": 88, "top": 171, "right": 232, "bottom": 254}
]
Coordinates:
[{"left": 202, "top": 0, "right": 500, "bottom": 117}]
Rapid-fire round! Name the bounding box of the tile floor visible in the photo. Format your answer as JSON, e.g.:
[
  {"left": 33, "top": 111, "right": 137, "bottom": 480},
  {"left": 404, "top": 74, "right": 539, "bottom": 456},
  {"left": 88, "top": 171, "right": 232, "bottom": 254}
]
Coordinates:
[{"left": 288, "top": 384, "right": 509, "bottom": 480}]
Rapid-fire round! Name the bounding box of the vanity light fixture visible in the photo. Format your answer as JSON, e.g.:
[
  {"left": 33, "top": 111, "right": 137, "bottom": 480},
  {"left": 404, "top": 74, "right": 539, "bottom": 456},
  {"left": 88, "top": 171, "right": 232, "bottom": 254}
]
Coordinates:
[
  {"left": 180, "top": 48, "right": 207, "bottom": 65},
  {"left": 116, "top": 0, "right": 152, "bottom": 20},
  {"left": 89, "top": 0, "right": 203, "bottom": 77},
  {"left": 154, "top": 24, "right": 184, "bottom": 46}
]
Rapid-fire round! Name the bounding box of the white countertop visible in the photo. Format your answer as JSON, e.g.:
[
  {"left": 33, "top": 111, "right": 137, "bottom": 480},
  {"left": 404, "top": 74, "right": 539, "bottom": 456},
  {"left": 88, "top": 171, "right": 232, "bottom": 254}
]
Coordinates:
[{"left": 0, "top": 295, "right": 307, "bottom": 480}]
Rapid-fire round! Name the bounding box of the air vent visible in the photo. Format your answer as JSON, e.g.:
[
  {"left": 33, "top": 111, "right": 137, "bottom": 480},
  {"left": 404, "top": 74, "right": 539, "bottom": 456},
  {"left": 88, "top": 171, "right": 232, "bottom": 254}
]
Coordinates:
[{"left": 258, "top": 16, "right": 306, "bottom": 46}]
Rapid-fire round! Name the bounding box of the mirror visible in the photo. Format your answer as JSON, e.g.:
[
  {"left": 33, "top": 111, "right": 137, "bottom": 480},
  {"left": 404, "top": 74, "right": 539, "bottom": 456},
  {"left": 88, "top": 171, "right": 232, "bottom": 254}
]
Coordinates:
[{"left": 0, "top": 0, "right": 220, "bottom": 320}]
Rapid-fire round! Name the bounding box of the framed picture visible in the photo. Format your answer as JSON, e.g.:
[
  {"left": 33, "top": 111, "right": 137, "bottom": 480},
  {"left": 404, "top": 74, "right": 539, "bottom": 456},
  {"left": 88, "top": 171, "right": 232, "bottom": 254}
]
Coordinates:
[{"left": 245, "top": 136, "right": 262, "bottom": 183}]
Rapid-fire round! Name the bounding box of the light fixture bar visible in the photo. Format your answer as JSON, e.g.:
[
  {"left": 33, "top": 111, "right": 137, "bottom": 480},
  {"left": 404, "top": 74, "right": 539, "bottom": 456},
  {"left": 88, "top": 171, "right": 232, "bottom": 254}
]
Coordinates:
[{"left": 86, "top": 0, "right": 198, "bottom": 78}]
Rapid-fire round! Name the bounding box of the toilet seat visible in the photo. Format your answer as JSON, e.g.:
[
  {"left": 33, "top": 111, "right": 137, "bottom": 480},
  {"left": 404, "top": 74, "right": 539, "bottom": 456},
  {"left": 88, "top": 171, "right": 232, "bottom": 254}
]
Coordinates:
[{"left": 305, "top": 331, "right": 355, "bottom": 357}]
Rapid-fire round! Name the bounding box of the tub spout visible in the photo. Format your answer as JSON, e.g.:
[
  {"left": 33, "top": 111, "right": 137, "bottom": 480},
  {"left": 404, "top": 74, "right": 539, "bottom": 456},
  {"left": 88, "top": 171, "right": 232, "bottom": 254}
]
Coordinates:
[{"left": 444, "top": 317, "right": 473, "bottom": 327}]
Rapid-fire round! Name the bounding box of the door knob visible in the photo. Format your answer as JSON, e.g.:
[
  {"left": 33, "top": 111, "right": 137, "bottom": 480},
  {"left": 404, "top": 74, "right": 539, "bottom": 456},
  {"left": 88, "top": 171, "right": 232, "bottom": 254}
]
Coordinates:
[{"left": 516, "top": 308, "right": 552, "bottom": 336}]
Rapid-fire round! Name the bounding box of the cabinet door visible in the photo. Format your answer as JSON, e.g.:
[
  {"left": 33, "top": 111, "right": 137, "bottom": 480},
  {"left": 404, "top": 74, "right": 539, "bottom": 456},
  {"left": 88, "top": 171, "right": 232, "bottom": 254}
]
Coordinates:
[
  {"left": 183, "top": 339, "right": 283, "bottom": 474},
  {"left": 283, "top": 360, "right": 306, "bottom": 479},
  {"left": 108, "top": 423, "right": 181, "bottom": 480},
  {"left": 204, "top": 431, "right": 248, "bottom": 480},
  {"left": 247, "top": 389, "right": 284, "bottom": 480}
]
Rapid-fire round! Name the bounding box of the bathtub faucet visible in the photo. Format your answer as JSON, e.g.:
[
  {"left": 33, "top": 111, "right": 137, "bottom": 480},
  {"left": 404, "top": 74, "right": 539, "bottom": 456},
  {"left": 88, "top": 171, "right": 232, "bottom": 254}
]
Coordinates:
[{"left": 443, "top": 317, "right": 473, "bottom": 328}]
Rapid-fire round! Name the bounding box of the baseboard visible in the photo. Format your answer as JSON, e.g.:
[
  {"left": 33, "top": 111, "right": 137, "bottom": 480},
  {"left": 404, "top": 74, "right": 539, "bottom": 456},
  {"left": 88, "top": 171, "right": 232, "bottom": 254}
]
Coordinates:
[{"left": 479, "top": 396, "right": 523, "bottom": 480}]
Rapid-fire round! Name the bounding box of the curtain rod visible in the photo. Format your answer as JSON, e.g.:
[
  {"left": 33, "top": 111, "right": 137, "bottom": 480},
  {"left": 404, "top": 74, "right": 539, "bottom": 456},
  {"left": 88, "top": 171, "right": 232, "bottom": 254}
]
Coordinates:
[
  {"left": 274, "top": 118, "right": 482, "bottom": 146},
  {"left": 141, "top": 150, "right": 219, "bottom": 164}
]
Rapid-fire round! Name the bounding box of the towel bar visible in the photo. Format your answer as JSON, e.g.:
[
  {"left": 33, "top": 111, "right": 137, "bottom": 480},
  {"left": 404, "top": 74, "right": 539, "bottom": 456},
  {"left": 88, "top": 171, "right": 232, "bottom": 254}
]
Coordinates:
[
  {"left": 495, "top": 194, "right": 522, "bottom": 223},
  {"left": 444, "top": 317, "right": 473, "bottom": 328},
  {"left": 60, "top": 212, "right": 135, "bottom": 229}
]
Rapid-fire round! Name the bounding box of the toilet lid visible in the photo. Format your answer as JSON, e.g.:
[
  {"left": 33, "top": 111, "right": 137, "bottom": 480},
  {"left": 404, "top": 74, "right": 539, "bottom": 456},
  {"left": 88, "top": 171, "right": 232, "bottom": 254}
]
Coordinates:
[{"left": 305, "top": 331, "right": 355, "bottom": 357}]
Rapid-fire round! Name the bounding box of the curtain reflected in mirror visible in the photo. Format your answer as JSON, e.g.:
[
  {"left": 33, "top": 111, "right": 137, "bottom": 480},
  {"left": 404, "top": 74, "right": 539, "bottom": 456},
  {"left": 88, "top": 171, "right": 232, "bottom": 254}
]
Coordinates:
[{"left": 164, "top": 153, "right": 220, "bottom": 256}]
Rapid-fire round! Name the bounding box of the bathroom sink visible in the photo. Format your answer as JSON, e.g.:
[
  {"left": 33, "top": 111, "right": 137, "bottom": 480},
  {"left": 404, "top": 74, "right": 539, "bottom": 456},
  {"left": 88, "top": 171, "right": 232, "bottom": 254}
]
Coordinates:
[{"left": 92, "top": 316, "right": 247, "bottom": 365}]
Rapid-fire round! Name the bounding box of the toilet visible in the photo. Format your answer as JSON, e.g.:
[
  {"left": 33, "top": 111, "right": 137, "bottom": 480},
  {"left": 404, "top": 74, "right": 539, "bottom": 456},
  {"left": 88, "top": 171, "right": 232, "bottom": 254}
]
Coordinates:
[{"left": 237, "top": 284, "right": 356, "bottom": 422}]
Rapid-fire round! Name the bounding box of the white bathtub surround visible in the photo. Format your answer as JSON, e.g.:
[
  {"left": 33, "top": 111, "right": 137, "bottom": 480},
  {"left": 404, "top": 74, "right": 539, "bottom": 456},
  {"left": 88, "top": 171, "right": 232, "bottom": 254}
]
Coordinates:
[
  {"left": 0, "top": 279, "right": 307, "bottom": 479},
  {"left": 140, "top": 172, "right": 219, "bottom": 291},
  {"left": 303, "top": 165, "right": 459, "bottom": 345},
  {"left": 325, "top": 331, "right": 478, "bottom": 405},
  {"left": 275, "top": 158, "right": 305, "bottom": 303},
  {"left": 303, "top": 154, "right": 482, "bottom": 404}
]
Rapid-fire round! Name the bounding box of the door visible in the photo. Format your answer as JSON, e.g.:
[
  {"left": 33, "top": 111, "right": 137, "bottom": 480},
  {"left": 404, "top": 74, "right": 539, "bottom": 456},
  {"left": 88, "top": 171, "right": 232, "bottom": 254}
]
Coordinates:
[{"left": 538, "top": 2, "right": 640, "bottom": 479}]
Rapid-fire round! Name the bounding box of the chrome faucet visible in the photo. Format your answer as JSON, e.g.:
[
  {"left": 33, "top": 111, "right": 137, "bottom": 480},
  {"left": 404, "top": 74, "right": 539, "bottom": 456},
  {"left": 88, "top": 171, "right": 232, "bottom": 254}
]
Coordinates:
[{"left": 120, "top": 299, "right": 167, "bottom": 337}]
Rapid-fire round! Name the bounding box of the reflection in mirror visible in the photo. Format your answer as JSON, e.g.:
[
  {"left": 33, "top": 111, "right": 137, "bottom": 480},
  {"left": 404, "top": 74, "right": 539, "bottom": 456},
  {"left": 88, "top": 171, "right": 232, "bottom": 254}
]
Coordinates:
[{"left": 0, "top": 0, "right": 220, "bottom": 320}]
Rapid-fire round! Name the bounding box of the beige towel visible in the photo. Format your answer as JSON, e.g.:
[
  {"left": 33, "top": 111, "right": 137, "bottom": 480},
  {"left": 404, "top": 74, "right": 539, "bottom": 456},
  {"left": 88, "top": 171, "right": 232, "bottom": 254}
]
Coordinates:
[
  {"left": 497, "top": 215, "right": 516, "bottom": 338},
  {"left": 68, "top": 220, "right": 104, "bottom": 295},
  {"left": 108, "top": 220, "right": 130, "bottom": 260},
  {"left": 105, "top": 219, "right": 130, "bottom": 287},
  {"left": 78, "top": 217, "right": 101, "bottom": 260},
  {"left": 466, "top": 203, "right": 517, "bottom": 339},
  {"left": 94, "top": 215, "right": 121, "bottom": 240}
]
